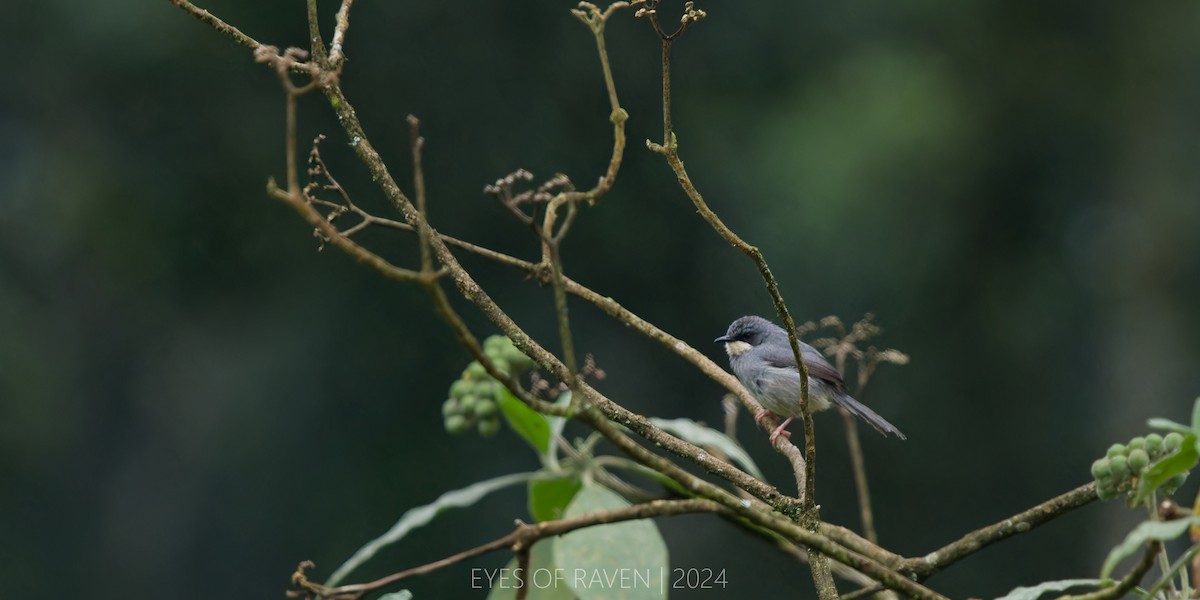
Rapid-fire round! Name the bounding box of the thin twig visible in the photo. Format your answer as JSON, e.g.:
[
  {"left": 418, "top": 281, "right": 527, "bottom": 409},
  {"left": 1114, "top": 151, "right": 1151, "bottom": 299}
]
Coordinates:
[
  {"left": 329, "top": 0, "right": 355, "bottom": 68},
  {"left": 167, "top": 0, "right": 263, "bottom": 50},
  {"left": 407, "top": 115, "right": 432, "bottom": 273},
  {"left": 568, "top": 2, "right": 629, "bottom": 204},
  {"left": 306, "top": 0, "right": 329, "bottom": 65},
  {"left": 514, "top": 545, "right": 532, "bottom": 600},
  {"left": 834, "top": 347, "right": 876, "bottom": 543}
]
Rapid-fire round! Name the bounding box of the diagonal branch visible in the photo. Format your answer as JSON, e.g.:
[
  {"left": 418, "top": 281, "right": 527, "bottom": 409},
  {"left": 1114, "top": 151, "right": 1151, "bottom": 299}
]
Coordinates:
[
  {"left": 167, "top": 0, "right": 263, "bottom": 51},
  {"left": 901, "top": 482, "right": 1099, "bottom": 579}
]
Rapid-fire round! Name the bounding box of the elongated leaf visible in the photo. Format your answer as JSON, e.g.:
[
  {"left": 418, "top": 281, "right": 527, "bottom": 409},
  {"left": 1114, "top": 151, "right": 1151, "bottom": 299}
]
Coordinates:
[
  {"left": 554, "top": 485, "right": 669, "bottom": 600},
  {"left": 1134, "top": 435, "right": 1198, "bottom": 503},
  {"left": 995, "top": 579, "right": 1110, "bottom": 600},
  {"left": 1148, "top": 418, "right": 1191, "bottom": 435},
  {"left": 530, "top": 476, "right": 583, "bottom": 522},
  {"left": 378, "top": 592, "right": 414, "bottom": 600},
  {"left": 1193, "top": 397, "right": 1200, "bottom": 440},
  {"left": 486, "top": 539, "right": 578, "bottom": 600},
  {"left": 650, "top": 417, "right": 764, "bottom": 479},
  {"left": 326, "top": 471, "right": 540, "bottom": 586},
  {"left": 497, "top": 387, "right": 552, "bottom": 454},
  {"left": 1100, "top": 517, "right": 1200, "bottom": 579}
]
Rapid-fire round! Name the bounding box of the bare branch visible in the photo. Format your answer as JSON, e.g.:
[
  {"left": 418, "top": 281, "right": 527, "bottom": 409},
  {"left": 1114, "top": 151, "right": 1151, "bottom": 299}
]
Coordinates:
[
  {"left": 407, "top": 115, "right": 433, "bottom": 273},
  {"left": 901, "top": 482, "right": 1099, "bottom": 579},
  {"left": 167, "top": 0, "right": 264, "bottom": 51},
  {"left": 329, "top": 0, "right": 355, "bottom": 68}
]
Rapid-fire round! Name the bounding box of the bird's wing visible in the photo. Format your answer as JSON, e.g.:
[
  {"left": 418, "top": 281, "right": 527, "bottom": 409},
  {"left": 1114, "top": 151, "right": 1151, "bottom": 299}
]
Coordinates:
[{"left": 759, "top": 341, "right": 845, "bottom": 389}]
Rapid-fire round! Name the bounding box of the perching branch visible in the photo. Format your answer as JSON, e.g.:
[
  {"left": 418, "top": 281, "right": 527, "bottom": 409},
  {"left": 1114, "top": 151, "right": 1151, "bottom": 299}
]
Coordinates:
[{"left": 636, "top": 1, "right": 816, "bottom": 509}]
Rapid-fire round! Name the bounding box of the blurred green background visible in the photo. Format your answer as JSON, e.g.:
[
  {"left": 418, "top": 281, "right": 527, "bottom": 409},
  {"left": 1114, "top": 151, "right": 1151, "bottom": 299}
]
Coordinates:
[{"left": 3, "top": 1, "right": 1199, "bottom": 598}]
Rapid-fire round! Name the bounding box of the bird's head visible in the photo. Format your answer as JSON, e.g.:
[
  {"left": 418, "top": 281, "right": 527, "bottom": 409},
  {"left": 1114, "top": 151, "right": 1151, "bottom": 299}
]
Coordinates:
[{"left": 714, "top": 315, "right": 780, "bottom": 358}]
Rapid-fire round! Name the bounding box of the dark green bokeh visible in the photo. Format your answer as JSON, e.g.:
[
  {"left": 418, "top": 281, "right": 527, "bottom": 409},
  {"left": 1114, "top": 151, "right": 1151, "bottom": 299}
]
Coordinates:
[{"left": 3, "top": 1, "right": 1199, "bottom": 598}]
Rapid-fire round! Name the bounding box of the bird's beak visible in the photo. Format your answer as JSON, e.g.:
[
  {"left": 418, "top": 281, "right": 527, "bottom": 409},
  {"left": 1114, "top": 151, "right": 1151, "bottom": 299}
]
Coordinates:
[{"left": 714, "top": 335, "right": 732, "bottom": 343}]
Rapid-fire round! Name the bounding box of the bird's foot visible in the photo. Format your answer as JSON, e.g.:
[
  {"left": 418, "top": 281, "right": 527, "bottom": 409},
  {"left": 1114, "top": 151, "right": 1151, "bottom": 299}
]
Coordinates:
[
  {"left": 754, "top": 409, "right": 774, "bottom": 426},
  {"left": 768, "top": 417, "right": 794, "bottom": 445}
]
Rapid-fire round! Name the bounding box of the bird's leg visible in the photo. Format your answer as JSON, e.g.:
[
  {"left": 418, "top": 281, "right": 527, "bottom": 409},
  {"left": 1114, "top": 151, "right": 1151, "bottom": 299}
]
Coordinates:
[
  {"left": 768, "top": 417, "right": 794, "bottom": 444},
  {"left": 754, "top": 408, "right": 774, "bottom": 426}
]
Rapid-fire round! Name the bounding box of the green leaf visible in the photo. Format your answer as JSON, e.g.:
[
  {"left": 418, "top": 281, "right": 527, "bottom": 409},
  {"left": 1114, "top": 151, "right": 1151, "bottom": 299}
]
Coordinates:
[
  {"left": 1148, "top": 418, "right": 1192, "bottom": 436},
  {"left": 1133, "top": 435, "right": 1199, "bottom": 504},
  {"left": 530, "top": 476, "right": 583, "bottom": 522},
  {"left": 1100, "top": 517, "right": 1200, "bottom": 579},
  {"left": 486, "top": 539, "right": 578, "bottom": 600},
  {"left": 649, "top": 417, "right": 764, "bottom": 479},
  {"left": 497, "top": 387, "right": 552, "bottom": 454},
  {"left": 554, "top": 485, "right": 669, "bottom": 600},
  {"left": 1193, "top": 397, "right": 1200, "bottom": 439},
  {"left": 378, "top": 592, "right": 414, "bottom": 600},
  {"left": 325, "top": 472, "right": 540, "bottom": 586},
  {"left": 995, "top": 579, "right": 1111, "bottom": 600}
]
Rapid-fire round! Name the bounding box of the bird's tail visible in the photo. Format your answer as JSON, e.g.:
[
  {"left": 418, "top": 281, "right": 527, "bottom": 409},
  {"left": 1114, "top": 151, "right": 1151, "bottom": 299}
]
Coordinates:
[{"left": 835, "top": 393, "right": 906, "bottom": 440}]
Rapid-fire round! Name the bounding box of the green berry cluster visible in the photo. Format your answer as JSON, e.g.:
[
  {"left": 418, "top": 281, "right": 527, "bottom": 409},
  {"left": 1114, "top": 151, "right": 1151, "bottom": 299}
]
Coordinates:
[
  {"left": 1091, "top": 432, "right": 1187, "bottom": 500},
  {"left": 442, "top": 335, "right": 537, "bottom": 437}
]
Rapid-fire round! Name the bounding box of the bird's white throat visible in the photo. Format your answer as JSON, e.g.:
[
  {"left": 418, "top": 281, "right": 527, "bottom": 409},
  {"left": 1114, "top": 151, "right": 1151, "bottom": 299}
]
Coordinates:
[{"left": 724, "top": 341, "right": 752, "bottom": 357}]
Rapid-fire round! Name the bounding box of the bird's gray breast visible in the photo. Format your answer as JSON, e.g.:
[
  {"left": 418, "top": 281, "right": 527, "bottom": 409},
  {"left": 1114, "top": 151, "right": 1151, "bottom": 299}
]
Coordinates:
[{"left": 731, "top": 352, "right": 835, "bottom": 417}]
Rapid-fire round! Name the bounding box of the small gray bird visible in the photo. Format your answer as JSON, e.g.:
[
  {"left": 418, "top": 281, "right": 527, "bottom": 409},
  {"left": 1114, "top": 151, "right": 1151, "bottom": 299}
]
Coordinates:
[{"left": 715, "top": 315, "right": 906, "bottom": 443}]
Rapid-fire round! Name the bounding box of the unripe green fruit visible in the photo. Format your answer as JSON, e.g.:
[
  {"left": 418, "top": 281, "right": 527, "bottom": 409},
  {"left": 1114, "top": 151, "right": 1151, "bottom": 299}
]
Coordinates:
[
  {"left": 1128, "top": 449, "right": 1150, "bottom": 472},
  {"left": 445, "top": 414, "right": 469, "bottom": 434},
  {"left": 1145, "top": 433, "right": 1164, "bottom": 454},
  {"left": 460, "top": 394, "right": 480, "bottom": 416},
  {"left": 472, "top": 380, "right": 496, "bottom": 398},
  {"left": 1109, "top": 455, "right": 1130, "bottom": 481},
  {"left": 491, "top": 358, "right": 511, "bottom": 376},
  {"left": 1128, "top": 437, "right": 1146, "bottom": 451},
  {"left": 1164, "top": 432, "right": 1184, "bottom": 452},
  {"left": 501, "top": 346, "right": 534, "bottom": 371},
  {"left": 475, "top": 399, "right": 498, "bottom": 418},
  {"left": 466, "top": 361, "right": 487, "bottom": 379},
  {"left": 449, "top": 380, "right": 472, "bottom": 399},
  {"left": 1091, "top": 458, "right": 1112, "bottom": 480},
  {"left": 1096, "top": 482, "right": 1119, "bottom": 501},
  {"left": 442, "top": 398, "right": 460, "bottom": 417},
  {"left": 478, "top": 417, "right": 502, "bottom": 437},
  {"left": 484, "top": 335, "right": 507, "bottom": 355},
  {"left": 1106, "top": 443, "right": 1128, "bottom": 459}
]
